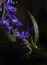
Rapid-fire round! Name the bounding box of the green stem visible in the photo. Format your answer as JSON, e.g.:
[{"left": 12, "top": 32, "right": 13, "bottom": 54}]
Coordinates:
[{"left": 2, "top": 3, "right": 5, "bottom": 17}]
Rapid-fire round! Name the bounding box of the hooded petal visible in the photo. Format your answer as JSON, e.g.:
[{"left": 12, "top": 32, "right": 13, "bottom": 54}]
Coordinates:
[
  {"left": 6, "top": 12, "right": 11, "bottom": 19},
  {"left": 20, "top": 31, "right": 25, "bottom": 39},
  {"left": 24, "top": 31, "right": 29, "bottom": 38},
  {"left": 15, "top": 31, "right": 24, "bottom": 39},
  {"left": 12, "top": 19, "right": 18, "bottom": 23},
  {"left": 7, "top": 0, "right": 12, "bottom": 4},
  {"left": 15, "top": 31, "right": 29, "bottom": 39},
  {"left": 11, "top": 18, "right": 22, "bottom": 26},
  {"left": 16, "top": 22, "right": 22, "bottom": 26},
  {"left": 4, "top": 22, "right": 12, "bottom": 31},
  {"left": 1, "top": 17, "right": 7, "bottom": 25},
  {"left": 6, "top": 5, "right": 17, "bottom": 12},
  {"left": 16, "top": 31, "right": 20, "bottom": 37}
]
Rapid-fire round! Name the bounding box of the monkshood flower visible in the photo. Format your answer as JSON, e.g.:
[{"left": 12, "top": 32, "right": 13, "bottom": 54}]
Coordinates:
[
  {"left": 14, "top": 31, "right": 29, "bottom": 39},
  {"left": 0, "top": 0, "right": 30, "bottom": 40},
  {"left": 0, "top": 0, "right": 17, "bottom": 13}
]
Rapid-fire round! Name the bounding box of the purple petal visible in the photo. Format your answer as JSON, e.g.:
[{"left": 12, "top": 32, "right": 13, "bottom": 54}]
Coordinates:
[
  {"left": 12, "top": 18, "right": 22, "bottom": 26},
  {"left": 15, "top": 31, "right": 29, "bottom": 39},
  {"left": 1, "top": 17, "right": 7, "bottom": 25},
  {"left": 13, "top": 16, "right": 17, "bottom": 19},
  {"left": 15, "top": 31, "right": 24, "bottom": 39},
  {"left": 2, "top": 20, "right": 7, "bottom": 25},
  {"left": 24, "top": 31, "right": 29, "bottom": 38},
  {"left": 7, "top": 0, "right": 12, "bottom": 4},
  {"left": 8, "top": 26, "right": 12, "bottom": 31},
  {"left": 0, "top": 21, "right": 2, "bottom": 25},
  {"left": 6, "top": 5, "right": 17, "bottom": 12},
  {"left": 20, "top": 31, "right": 25, "bottom": 39},
  {"left": 4, "top": 22, "right": 12, "bottom": 31},
  {"left": 4, "top": 22, "right": 9, "bottom": 28},
  {"left": 5, "top": 22, "right": 9, "bottom": 26},
  {"left": 0, "top": 8, "right": 2, "bottom": 12},
  {"left": 16, "top": 32, "right": 20, "bottom": 37},
  {"left": 6, "top": 13, "right": 11, "bottom": 19},
  {"left": 16, "top": 22, "right": 22, "bottom": 26},
  {"left": 12, "top": 19, "right": 18, "bottom": 23}
]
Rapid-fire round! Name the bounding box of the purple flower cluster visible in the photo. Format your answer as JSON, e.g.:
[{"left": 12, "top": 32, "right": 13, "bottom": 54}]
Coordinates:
[{"left": 0, "top": 0, "right": 29, "bottom": 40}]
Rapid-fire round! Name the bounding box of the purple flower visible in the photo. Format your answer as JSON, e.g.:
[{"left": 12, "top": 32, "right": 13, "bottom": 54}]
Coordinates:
[
  {"left": 15, "top": 31, "right": 29, "bottom": 39},
  {"left": 0, "top": 0, "right": 17, "bottom": 13},
  {"left": 4, "top": 22, "right": 12, "bottom": 31},
  {"left": 24, "top": 31, "right": 29, "bottom": 38},
  {"left": 12, "top": 19, "right": 19, "bottom": 23},
  {"left": 6, "top": 12, "right": 11, "bottom": 19},
  {"left": 0, "top": 0, "right": 30, "bottom": 40},
  {"left": 11, "top": 18, "right": 22, "bottom": 26},
  {"left": 6, "top": 5, "right": 17, "bottom": 12},
  {"left": 6, "top": 0, "right": 17, "bottom": 12}
]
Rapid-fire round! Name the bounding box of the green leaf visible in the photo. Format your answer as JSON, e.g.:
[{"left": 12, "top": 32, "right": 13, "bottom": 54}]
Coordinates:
[
  {"left": 28, "top": 11, "right": 39, "bottom": 44},
  {"left": 0, "top": 27, "right": 16, "bottom": 42},
  {"left": 4, "top": 31, "right": 16, "bottom": 42}
]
